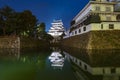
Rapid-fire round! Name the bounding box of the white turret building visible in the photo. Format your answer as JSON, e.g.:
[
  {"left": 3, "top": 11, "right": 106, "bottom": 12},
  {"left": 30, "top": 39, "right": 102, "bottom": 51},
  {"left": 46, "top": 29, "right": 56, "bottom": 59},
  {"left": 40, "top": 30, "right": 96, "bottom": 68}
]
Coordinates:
[
  {"left": 64, "top": 0, "right": 120, "bottom": 39},
  {"left": 48, "top": 20, "right": 65, "bottom": 43},
  {"left": 48, "top": 20, "right": 64, "bottom": 37}
]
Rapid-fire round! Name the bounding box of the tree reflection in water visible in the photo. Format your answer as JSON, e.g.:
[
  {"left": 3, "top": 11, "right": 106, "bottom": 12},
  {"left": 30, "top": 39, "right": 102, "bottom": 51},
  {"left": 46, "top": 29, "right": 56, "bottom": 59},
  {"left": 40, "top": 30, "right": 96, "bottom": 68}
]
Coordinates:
[{"left": 0, "top": 48, "right": 50, "bottom": 80}]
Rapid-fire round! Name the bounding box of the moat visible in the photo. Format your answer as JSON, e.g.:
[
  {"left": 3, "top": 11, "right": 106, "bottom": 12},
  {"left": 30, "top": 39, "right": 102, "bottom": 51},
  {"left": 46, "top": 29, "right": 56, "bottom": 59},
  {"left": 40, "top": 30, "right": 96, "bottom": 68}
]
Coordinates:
[{"left": 0, "top": 48, "right": 120, "bottom": 80}]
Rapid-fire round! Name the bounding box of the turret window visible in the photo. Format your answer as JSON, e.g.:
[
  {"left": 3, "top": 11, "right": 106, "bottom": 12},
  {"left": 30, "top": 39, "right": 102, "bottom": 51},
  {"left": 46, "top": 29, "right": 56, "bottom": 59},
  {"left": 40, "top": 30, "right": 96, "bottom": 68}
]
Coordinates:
[
  {"left": 106, "top": 7, "right": 111, "bottom": 11},
  {"left": 106, "top": 16, "right": 111, "bottom": 21},
  {"left": 109, "top": 24, "right": 114, "bottom": 29},
  {"left": 83, "top": 27, "right": 86, "bottom": 31},
  {"left": 111, "top": 68, "right": 116, "bottom": 74},
  {"left": 101, "top": 24, "right": 103, "bottom": 29},
  {"left": 95, "top": 6, "right": 100, "bottom": 11},
  {"left": 75, "top": 31, "right": 77, "bottom": 34},
  {"left": 79, "top": 29, "right": 81, "bottom": 33},
  {"left": 116, "top": 15, "right": 120, "bottom": 21}
]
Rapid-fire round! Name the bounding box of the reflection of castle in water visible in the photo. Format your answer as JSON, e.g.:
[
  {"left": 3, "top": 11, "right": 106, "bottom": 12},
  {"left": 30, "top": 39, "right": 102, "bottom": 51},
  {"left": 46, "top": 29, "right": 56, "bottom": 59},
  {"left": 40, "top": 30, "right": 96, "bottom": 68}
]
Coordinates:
[
  {"left": 48, "top": 50, "right": 64, "bottom": 70},
  {"left": 63, "top": 49, "right": 120, "bottom": 80}
]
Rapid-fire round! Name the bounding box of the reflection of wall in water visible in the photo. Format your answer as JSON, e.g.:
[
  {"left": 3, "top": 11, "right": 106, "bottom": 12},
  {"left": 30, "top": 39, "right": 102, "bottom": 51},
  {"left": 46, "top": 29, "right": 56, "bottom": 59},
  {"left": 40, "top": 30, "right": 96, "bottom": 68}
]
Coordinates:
[
  {"left": 64, "top": 50, "right": 120, "bottom": 80},
  {"left": 0, "top": 49, "right": 20, "bottom": 59}
]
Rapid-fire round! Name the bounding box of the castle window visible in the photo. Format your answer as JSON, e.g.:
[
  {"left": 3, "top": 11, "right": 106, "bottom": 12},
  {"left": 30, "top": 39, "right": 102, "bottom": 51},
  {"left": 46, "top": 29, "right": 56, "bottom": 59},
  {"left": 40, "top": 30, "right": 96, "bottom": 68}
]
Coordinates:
[
  {"left": 101, "top": 24, "right": 103, "bottom": 29},
  {"left": 116, "top": 15, "right": 120, "bottom": 21},
  {"left": 72, "top": 32, "right": 74, "bottom": 35},
  {"left": 106, "top": 7, "right": 111, "bottom": 11},
  {"left": 84, "top": 64, "right": 87, "bottom": 70},
  {"left": 83, "top": 27, "right": 86, "bottom": 31},
  {"left": 106, "top": 16, "right": 111, "bottom": 21},
  {"left": 79, "top": 29, "right": 81, "bottom": 33},
  {"left": 75, "top": 31, "right": 77, "bottom": 34},
  {"left": 95, "top": 6, "right": 100, "bottom": 11},
  {"left": 111, "top": 68, "right": 116, "bottom": 74},
  {"left": 109, "top": 24, "right": 114, "bottom": 29}
]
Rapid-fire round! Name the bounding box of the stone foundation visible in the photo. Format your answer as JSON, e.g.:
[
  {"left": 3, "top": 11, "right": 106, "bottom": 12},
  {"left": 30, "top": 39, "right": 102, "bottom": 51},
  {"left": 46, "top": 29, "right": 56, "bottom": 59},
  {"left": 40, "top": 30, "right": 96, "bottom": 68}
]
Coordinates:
[
  {"left": 61, "top": 30, "right": 120, "bottom": 49},
  {"left": 0, "top": 36, "right": 20, "bottom": 49}
]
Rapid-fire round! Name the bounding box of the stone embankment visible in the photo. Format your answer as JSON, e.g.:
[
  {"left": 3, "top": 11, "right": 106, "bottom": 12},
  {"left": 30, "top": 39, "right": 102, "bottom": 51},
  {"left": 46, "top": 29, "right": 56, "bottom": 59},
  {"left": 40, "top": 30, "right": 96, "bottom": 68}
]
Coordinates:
[
  {"left": 0, "top": 36, "right": 50, "bottom": 49},
  {"left": 61, "top": 30, "right": 120, "bottom": 49},
  {"left": 0, "top": 36, "right": 20, "bottom": 49},
  {"left": 20, "top": 37, "right": 50, "bottom": 49}
]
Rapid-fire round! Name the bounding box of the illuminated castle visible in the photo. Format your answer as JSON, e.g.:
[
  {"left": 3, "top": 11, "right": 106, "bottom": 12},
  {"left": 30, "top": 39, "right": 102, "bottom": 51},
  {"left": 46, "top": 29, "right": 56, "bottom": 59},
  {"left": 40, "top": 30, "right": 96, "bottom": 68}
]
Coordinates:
[{"left": 48, "top": 20, "right": 64, "bottom": 37}]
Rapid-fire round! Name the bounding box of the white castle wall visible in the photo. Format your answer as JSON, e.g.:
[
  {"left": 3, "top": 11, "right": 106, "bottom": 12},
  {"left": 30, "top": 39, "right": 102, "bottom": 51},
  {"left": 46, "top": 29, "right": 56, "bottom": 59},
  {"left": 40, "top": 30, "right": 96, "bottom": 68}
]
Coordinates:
[{"left": 74, "top": 4, "right": 92, "bottom": 23}]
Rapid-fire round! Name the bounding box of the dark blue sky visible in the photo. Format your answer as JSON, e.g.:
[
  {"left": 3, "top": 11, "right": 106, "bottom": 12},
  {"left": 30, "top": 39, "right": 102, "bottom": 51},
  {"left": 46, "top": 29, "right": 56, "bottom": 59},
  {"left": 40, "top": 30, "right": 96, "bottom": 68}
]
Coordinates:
[{"left": 0, "top": 0, "right": 89, "bottom": 31}]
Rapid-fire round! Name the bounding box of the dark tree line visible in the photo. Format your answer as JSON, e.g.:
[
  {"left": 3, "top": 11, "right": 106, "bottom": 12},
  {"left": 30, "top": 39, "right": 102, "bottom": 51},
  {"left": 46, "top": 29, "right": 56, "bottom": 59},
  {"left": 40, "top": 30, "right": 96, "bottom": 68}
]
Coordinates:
[
  {"left": 0, "top": 6, "right": 53, "bottom": 41},
  {"left": 0, "top": 6, "right": 37, "bottom": 36},
  {"left": 35, "top": 22, "right": 53, "bottom": 41}
]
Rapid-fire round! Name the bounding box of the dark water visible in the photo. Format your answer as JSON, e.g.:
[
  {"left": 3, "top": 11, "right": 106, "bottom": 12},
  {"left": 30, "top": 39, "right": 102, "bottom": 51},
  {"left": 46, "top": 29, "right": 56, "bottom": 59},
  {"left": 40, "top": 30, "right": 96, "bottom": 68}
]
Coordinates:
[{"left": 0, "top": 48, "right": 120, "bottom": 80}]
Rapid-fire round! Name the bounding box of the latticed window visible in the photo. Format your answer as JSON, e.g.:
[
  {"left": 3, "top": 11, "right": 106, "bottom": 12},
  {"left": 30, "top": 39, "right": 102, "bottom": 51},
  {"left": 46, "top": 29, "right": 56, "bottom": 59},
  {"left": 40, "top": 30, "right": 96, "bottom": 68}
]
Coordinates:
[
  {"left": 109, "top": 24, "right": 114, "bottom": 29},
  {"left": 79, "top": 29, "right": 81, "bottom": 33},
  {"left": 95, "top": 6, "right": 100, "bottom": 11},
  {"left": 106, "top": 16, "right": 111, "bottom": 21},
  {"left": 116, "top": 15, "right": 120, "bottom": 21},
  {"left": 83, "top": 27, "right": 86, "bottom": 31},
  {"left": 101, "top": 24, "right": 103, "bottom": 29},
  {"left": 75, "top": 31, "right": 77, "bottom": 34},
  {"left": 111, "top": 68, "right": 116, "bottom": 74},
  {"left": 106, "top": 7, "right": 111, "bottom": 11}
]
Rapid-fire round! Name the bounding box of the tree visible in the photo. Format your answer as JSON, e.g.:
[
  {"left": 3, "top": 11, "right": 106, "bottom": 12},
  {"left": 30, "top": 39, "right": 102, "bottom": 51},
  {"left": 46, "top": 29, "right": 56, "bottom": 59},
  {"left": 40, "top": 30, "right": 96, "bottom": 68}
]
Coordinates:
[
  {"left": 0, "top": 6, "right": 15, "bottom": 35},
  {"left": 16, "top": 10, "right": 37, "bottom": 36},
  {"left": 35, "top": 22, "right": 53, "bottom": 41},
  {"left": 36, "top": 22, "right": 46, "bottom": 38},
  {"left": 37, "top": 22, "right": 45, "bottom": 32},
  {"left": 0, "top": 15, "right": 4, "bottom": 35},
  {"left": 0, "top": 6, "right": 37, "bottom": 36}
]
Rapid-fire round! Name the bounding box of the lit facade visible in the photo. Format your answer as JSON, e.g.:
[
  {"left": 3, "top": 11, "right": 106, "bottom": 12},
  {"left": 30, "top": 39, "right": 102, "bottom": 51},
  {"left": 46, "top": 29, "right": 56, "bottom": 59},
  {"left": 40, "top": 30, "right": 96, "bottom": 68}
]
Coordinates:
[
  {"left": 48, "top": 20, "right": 64, "bottom": 37},
  {"left": 64, "top": 0, "right": 120, "bottom": 38}
]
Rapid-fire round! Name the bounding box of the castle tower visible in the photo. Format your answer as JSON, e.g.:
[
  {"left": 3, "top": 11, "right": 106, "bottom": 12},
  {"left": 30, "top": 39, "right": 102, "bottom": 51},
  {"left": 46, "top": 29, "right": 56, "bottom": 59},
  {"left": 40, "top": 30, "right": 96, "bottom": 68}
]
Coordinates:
[
  {"left": 48, "top": 20, "right": 65, "bottom": 43},
  {"left": 48, "top": 20, "right": 64, "bottom": 37}
]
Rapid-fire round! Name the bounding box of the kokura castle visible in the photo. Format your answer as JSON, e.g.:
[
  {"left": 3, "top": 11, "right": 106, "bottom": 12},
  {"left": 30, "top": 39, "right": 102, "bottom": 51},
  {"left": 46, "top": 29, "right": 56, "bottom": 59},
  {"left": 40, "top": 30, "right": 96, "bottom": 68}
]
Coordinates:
[
  {"left": 64, "top": 0, "right": 120, "bottom": 38},
  {"left": 48, "top": 20, "right": 65, "bottom": 43}
]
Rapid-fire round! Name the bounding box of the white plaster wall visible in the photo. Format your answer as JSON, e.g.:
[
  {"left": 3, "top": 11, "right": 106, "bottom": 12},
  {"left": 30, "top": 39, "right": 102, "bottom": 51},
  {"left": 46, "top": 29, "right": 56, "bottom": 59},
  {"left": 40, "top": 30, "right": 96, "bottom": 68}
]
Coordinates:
[
  {"left": 100, "top": 22, "right": 120, "bottom": 30},
  {"left": 75, "top": 5, "right": 92, "bottom": 23},
  {"left": 116, "top": 68, "right": 120, "bottom": 74},
  {"left": 92, "top": 3, "right": 114, "bottom": 12},
  {"left": 92, "top": 68, "right": 104, "bottom": 75},
  {"left": 63, "top": 22, "right": 120, "bottom": 39},
  {"left": 91, "top": 22, "right": 120, "bottom": 30},
  {"left": 100, "top": 14, "right": 117, "bottom": 21},
  {"left": 70, "top": 24, "right": 92, "bottom": 37}
]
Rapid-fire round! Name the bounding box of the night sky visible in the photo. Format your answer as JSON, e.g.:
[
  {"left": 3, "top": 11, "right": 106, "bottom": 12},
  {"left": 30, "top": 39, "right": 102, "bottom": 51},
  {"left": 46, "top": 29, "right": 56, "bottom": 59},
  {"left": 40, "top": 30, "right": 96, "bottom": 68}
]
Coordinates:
[{"left": 0, "top": 0, "right": 89, "bottom": 31}]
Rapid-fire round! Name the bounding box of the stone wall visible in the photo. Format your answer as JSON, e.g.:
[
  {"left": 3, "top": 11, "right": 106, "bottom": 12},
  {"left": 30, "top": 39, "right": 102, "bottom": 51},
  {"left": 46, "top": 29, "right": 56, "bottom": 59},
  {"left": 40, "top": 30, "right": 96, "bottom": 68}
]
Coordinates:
[
  {"left": 0, "top": 36, "right": 50, "bottom": 49},
  {"left": 0, "top": 36, "right": 20, "bottom": 49},
  {"left": 61, "top": 30, "right": 120, "bottom": 49},
  {"left": 20, "top": 37, "right": 50, "bottom": 49}
]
